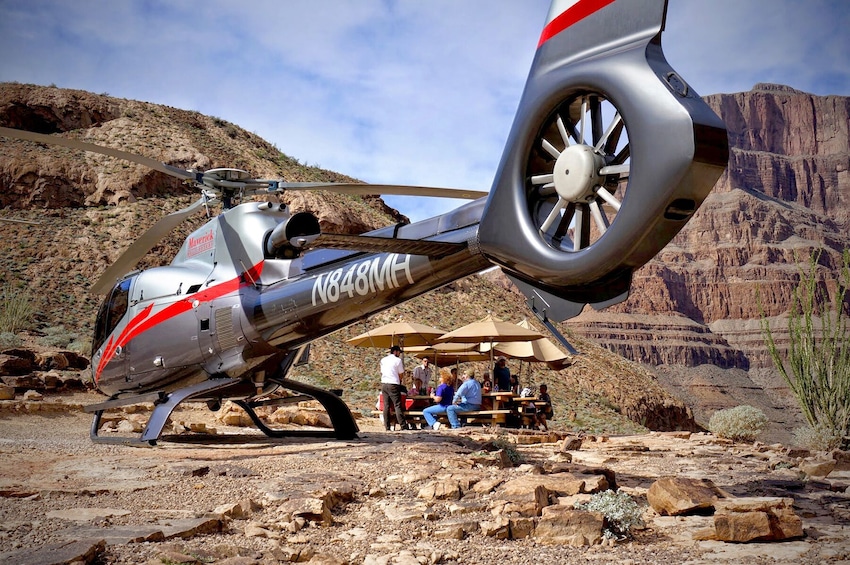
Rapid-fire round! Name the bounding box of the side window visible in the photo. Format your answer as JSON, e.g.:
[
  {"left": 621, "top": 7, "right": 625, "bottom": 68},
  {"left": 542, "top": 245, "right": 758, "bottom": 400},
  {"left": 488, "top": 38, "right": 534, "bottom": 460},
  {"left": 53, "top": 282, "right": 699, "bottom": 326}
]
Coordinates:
[{"left": 92, "top": 277, "right": 133, "bottom": 354}]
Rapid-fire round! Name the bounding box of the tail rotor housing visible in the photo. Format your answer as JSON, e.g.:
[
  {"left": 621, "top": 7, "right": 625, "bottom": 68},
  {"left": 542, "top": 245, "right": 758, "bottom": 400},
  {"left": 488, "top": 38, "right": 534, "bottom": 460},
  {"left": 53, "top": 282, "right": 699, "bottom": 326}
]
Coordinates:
[{"left": 478, "top": 0, "right": 728, "bottom": 320}]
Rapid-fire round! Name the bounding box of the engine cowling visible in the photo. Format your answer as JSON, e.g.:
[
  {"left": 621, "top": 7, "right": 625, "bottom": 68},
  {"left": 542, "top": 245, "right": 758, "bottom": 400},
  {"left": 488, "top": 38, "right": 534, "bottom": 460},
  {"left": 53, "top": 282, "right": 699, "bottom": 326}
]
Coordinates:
[{"left": 265, "top": 212, "right": 321, "bottom": 259}]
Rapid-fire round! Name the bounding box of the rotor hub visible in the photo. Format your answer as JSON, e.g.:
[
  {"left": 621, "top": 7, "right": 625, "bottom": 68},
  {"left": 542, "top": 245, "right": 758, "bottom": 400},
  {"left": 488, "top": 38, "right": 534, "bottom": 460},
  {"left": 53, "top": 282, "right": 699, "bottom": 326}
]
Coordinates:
[{"left": 552, "top": 144, "right": 604, "bottom": 203}]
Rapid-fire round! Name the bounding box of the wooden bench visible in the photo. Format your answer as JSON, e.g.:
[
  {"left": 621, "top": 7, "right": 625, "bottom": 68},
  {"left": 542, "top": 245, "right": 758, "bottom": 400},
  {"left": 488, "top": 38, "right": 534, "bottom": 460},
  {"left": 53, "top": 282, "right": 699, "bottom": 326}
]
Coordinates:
[{"left": 403, "top": 409, "right": 512, "bottom": 427}]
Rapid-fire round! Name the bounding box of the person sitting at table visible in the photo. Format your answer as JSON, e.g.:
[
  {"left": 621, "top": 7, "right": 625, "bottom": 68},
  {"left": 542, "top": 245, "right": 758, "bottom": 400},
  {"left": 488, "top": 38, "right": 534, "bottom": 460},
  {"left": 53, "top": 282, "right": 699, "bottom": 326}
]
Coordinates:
[
  {"left": 493, "top": 357, "right": 511, "bottom": 391},
  {"left": 422, "top": 372, "right": 455, "bottom": 430},
  {"left": 509, "top": 373, "right": 520, "bottom": 395},
  {"left": 408, "top": 377, "right": 430, "bottom": 409},
  {"left": 445, "top": 370, "right": 482, "bottom": 429},
  {"left": 535, "top": 383, "right": 554, "bottom": 431},
  {"left": 480, "top": 375, "right": 493, "bottom": 410}
]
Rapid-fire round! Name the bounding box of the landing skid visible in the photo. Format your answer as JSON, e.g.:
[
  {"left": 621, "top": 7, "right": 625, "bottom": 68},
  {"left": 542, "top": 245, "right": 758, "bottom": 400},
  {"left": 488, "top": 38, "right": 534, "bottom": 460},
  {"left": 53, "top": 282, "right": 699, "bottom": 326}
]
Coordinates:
[
  {"left": 86, "top": 378, "right": 242, "bottom": 446},
  {"left": 236, "top": 378, "right": 359, "bottom": 440},
  {"left": 85, "top": 377, "right": 359, "bottom": 445}
]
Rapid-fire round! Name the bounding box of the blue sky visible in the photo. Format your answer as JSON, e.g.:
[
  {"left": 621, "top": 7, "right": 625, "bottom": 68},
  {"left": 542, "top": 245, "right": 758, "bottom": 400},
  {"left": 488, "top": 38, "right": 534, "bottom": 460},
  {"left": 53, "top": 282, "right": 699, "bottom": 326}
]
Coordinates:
[{"left": 1, "top": 0, "right": 848, "bottom": 222}]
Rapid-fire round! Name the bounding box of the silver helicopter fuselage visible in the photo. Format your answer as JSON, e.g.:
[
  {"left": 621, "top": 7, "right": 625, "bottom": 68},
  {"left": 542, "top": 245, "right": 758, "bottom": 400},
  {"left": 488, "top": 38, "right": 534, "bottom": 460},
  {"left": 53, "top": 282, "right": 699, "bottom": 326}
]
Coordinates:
[{"left": 92, "top": 198, "right": 489, "bottom": 396}]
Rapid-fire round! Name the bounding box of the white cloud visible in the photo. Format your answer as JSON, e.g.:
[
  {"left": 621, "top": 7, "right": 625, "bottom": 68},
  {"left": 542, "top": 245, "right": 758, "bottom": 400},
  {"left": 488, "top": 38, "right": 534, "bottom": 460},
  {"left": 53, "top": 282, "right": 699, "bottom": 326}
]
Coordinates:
[{"left": 1, "top": 0, "right": 848, "bottom": 222}]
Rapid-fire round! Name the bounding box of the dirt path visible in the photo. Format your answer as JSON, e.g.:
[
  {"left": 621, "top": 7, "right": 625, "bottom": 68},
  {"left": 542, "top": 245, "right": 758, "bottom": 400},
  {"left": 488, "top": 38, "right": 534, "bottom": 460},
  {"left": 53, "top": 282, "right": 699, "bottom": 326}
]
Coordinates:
[{"left": 0, "top": 395, "right": 848, "bottom": 564}]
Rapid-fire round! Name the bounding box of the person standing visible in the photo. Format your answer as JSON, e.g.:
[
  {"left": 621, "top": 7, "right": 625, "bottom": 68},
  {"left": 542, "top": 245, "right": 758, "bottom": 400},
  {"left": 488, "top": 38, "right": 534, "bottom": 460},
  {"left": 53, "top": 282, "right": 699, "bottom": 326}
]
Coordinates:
[
  {"left": 422, "top": 371, "right": 455, "bottom": 430},
  {"left": 445, "top": 370, "right": 482, "bottom": 429},
  {"left": 412, "top": 357, "right": 433, "bottom": 392},
  {"left": 493, "top": 356, "right": 511, "bottom": 392},
  {"left": 381, "top": 345, "right": 409, "bottom": 431}
]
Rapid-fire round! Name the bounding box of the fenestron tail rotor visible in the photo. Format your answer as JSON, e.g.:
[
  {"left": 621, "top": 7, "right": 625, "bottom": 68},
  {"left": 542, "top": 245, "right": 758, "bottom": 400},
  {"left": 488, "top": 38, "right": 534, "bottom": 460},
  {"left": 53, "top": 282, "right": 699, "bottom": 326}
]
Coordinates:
[
  {"left": 528, "top": 92, "right": 629, "bottom": 253},
  {"left": 477, "top": 0, "right": 729, "bottom": 321}
]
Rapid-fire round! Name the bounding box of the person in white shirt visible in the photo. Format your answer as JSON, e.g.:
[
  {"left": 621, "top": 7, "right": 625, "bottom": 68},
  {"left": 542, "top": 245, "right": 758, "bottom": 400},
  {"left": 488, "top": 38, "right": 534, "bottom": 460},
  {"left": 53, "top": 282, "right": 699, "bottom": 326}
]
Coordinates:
[
  {"left": 380, "top": 345, "right": 409, "bottom": 431},
  {"left": 412, "top": 357, "right": 433, "bottom": 392}
]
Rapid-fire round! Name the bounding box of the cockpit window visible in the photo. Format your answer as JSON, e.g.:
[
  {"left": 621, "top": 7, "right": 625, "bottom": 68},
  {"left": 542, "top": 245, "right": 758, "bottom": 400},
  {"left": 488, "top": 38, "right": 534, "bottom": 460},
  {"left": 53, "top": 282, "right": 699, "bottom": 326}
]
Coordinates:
[{"left": 92, "top": 277, "right": 132, "bottom": 354}]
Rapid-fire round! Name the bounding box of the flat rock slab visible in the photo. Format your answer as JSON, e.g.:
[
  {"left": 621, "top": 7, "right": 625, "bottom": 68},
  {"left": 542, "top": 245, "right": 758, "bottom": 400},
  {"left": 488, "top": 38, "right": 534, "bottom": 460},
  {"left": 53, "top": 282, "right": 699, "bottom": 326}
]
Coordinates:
[
  {"left": 0, "top": 538, "right": 105, "bottom": 565},
  {"left": 0, "top": 453, "right": 162, "bottom": 494},
  {"left": 47, "top": 507, "right": 132, "bottom": 521},
  {"left": 58, "top": 516, "right": 222, "bottom": 545}
]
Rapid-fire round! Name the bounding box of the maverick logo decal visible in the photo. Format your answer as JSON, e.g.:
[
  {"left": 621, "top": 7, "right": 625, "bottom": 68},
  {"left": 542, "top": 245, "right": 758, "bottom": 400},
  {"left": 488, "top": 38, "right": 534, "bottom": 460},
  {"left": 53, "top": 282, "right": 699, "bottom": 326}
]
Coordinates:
[
  {"left": 187, "top": 228, "right": 215, "bottom": 258},
  {"left": 311, "top": 254, "right": 414, "bottom": 306}
]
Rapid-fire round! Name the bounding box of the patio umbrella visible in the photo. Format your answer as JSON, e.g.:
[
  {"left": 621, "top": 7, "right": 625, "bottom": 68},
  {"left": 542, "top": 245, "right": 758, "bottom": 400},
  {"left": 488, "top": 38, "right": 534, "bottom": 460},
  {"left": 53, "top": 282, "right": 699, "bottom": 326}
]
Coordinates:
[
  {"left": 346, "top": 321, "right": 447, "bottom": 349},
  {"left": 408, "top": 343, "right": 490, "bottom": 366},
  {"left": 435, "top": 314, "right": 544, "bottom": 367},
  {"left": 485, "top": 318, "right": 572, "bottom": 370}
]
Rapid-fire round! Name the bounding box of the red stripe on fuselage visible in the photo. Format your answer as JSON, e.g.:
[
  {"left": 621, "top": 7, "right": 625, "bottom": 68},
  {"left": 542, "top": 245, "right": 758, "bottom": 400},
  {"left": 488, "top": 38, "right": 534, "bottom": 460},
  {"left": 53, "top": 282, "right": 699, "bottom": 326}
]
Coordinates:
[
  {"left": 95, "top": 262, "right": 264, "bottom": 382},
  {"left": 538, "top": 0, "right": 616, "bottom": 47}
]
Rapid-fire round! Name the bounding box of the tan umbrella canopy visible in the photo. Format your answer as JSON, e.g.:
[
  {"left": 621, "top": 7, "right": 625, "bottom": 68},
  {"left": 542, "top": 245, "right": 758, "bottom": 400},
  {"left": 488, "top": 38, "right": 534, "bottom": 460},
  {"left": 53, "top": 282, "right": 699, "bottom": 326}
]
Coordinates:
[
  {"left": 485, "top": 318, "right": 572, "bottom": 370},
  {"left": 435, "top": 314, "right": 544, "bottom": 366},
  {"left": 407, "top": 342, "right": 490, "bottom": 366},
  {"left": 346, "top": 321, "right": 447, "bottom": 349},
  {"left": 411, "top": 349, "right": 492, "bottom": 365}
]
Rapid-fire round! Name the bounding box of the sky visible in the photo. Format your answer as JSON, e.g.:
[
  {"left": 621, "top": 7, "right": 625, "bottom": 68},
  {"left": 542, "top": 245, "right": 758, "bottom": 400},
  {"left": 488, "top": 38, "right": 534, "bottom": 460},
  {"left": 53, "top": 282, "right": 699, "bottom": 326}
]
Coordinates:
[{"left": 1, "top": 0, "right": 848, "bottom": 222}]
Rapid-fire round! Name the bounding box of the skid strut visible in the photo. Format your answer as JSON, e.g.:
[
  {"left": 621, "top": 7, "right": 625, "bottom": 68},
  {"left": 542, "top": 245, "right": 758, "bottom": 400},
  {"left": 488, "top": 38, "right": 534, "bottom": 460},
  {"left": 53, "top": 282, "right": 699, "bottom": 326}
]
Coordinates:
[{"left": 86, "top": 378, "right": 241, "bottom": 446}]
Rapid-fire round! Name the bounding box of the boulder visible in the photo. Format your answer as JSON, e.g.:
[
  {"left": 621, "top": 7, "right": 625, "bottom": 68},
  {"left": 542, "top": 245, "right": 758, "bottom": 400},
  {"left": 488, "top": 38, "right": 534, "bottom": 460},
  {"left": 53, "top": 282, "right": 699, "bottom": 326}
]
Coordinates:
[
  {"left": 417, "top": 479, "right": 462, "bottom": 501},
  {"left": 0, "top": 354, "right": 34, "bottom": 376},
  {"left": 713, "top": 497, "right": 803, "bottom": 542},
  {"left": 799, "top": 458, "right": 836, "bottom": 478},
  {"left": 533, "top": 507, "right": 604, "bottom": 546},
  {"left": 647, "top": 477, "right": 726, "bottom": 515}
]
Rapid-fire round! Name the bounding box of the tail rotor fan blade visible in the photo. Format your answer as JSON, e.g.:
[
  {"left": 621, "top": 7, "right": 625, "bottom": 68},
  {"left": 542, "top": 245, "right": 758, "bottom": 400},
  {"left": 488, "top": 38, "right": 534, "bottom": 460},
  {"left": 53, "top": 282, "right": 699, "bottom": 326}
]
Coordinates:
[
  {"left": 91, "top": 196, "right": 207, "bottom": 294},
  {"left": 526, "top": 90, "right": 631, "bottom": 254}
]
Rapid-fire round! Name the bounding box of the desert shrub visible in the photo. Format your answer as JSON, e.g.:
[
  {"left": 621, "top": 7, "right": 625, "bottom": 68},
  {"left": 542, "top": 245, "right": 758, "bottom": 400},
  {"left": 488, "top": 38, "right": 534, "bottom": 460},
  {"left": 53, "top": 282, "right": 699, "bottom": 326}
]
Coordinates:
[
  {"left": 490, "top": 435, "right": 523, "bottom": 465},
  {"left": 38, "top": 325, "right": 79, "bottom": 349},
  {"left": 0, "top": 331, "right": 22, "bottom": 349},
  {"left": 575, "top": 490, "right": 644, "bottom": 539},
  {"left": 68, "top": 338, "right": 92, "bottom": 355},
  {"left": 0, "top": 286, "right": 35, "bottom": 334},
  {"left": 792, "top": 422, "right": 845, "bottom": 451},
  {"left": 761, "top": 249, "right": 850, "bottom": 448},
  {"left": 708, "top": 405, "right": 768, "bottom": 442}
]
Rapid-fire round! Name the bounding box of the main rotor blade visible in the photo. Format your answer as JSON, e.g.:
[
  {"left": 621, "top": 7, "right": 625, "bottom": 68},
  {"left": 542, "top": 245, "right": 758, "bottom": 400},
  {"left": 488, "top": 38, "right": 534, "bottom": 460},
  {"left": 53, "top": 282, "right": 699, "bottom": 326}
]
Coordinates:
[
  {"left": 91, "top": 196, "right": 207, "bottom": 295},
  {"left": 0, "top": 126, "right": 196, "bottom": 182},
  {"left": 278, "top": 182, "right": 487, "bottom": 200}
]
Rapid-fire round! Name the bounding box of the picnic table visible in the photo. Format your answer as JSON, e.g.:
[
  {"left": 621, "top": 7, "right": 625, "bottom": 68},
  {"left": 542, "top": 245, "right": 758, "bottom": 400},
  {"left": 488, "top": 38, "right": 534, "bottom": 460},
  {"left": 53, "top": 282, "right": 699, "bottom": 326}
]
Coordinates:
[{"left": 403, "top": 392, "right": 538, "bottom": 428}]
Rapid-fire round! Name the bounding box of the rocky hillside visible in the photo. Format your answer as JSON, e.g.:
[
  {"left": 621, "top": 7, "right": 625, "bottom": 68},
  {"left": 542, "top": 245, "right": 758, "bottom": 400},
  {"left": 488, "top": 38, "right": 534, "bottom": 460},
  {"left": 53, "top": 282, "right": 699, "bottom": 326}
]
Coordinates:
[
  {"left": 0, "top": 83, "right": 697, "bottom": 436},
  {"left": 568, "top": 83, "right": 850, "bottom": 372}
]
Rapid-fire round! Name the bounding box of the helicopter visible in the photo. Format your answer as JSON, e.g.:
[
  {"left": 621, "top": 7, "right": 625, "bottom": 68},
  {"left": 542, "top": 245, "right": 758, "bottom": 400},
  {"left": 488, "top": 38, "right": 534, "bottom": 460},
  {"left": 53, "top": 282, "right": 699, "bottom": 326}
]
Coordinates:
[{"left": 0, "top": 0, "right": 728, "bottom": 445}]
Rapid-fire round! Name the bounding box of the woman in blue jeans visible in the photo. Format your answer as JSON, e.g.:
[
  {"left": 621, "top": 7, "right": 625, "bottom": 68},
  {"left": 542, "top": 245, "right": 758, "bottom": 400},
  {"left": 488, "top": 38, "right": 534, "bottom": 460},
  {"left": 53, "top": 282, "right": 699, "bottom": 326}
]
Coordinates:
[{"left": 423, "top": 372, "right": 455, "bottom": 430}]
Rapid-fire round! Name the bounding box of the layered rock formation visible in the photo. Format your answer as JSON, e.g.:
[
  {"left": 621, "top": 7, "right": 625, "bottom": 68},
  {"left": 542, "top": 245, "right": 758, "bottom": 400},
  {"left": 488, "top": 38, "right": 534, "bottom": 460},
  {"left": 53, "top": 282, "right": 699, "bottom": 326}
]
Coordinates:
[
  {"left": 568, "top": 84, "right": 850, "bottom": 371},
  {"left": 0, "top": 83, "right": 405, "bottom": 233}
]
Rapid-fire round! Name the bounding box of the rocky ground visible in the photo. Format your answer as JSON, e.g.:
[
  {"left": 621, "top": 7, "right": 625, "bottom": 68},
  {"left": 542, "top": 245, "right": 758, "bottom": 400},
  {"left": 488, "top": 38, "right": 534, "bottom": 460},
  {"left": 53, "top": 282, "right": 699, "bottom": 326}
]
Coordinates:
[{"left": 0, "top": 393, "right": 848, "bottom": 565}]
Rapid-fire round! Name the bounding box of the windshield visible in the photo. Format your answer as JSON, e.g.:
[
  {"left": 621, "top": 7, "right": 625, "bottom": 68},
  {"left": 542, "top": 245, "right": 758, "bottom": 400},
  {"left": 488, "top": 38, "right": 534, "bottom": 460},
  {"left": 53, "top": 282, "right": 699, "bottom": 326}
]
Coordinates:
[{"left": 92, "top": 276, "right": 133, "bottom": 354}]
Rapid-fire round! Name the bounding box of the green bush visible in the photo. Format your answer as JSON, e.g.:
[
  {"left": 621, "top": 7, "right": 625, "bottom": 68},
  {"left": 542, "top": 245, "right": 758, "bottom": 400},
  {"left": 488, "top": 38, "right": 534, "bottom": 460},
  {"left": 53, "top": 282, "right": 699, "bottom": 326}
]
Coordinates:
[
  {"left": 708, "top": 405, "right": 768, "bottom": 442},
  {"left": 575, "top": 490, "right": 644, "bottom": 539}
]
